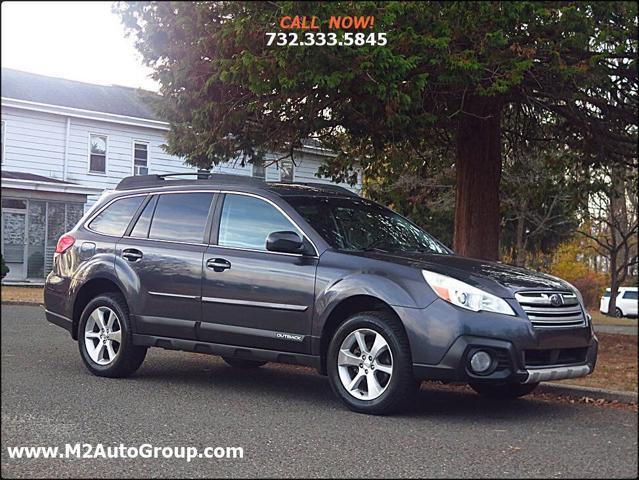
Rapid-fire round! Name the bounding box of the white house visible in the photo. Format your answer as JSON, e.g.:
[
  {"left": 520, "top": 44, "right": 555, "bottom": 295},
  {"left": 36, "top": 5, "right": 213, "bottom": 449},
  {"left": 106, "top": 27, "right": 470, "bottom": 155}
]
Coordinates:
[{"left": 1, "top": 68, "right": 360, "bottom": 282}]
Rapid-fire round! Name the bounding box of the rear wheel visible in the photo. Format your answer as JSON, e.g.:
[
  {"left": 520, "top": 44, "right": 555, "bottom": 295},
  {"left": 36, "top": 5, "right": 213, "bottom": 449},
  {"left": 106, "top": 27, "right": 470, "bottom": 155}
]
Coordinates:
[
  {"left": 615, "top": 307, "right": 624, "bottom": 318},
  {"left": 327, "top": 311, "right": 418, "bottom": 415},
  {"left": 78, "top": 293, "right": 147, "bottom": 378},
  {"left": 222, "top": 357, "right": 267, "bottom": 369},
  {"left": 469, "top": 381, "right": 539, "bottom": 399}
]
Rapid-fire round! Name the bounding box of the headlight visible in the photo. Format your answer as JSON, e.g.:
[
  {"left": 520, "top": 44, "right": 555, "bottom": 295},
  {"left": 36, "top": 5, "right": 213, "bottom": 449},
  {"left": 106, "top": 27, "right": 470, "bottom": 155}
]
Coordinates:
[{"left": 422, "top": 270, "right": 516, "bottom": 316}]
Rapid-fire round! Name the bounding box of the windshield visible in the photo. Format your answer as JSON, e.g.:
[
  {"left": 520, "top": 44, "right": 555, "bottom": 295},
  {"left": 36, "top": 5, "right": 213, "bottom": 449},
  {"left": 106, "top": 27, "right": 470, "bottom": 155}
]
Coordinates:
[{"left": 285, "top": 196, "right": 450, "bottom": 255}]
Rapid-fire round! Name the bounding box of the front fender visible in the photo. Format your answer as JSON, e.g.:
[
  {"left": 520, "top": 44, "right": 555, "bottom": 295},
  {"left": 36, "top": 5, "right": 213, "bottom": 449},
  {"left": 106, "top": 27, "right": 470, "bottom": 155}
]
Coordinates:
[{"left": 312, "top": 272, "right": 431, "bottom": 338}]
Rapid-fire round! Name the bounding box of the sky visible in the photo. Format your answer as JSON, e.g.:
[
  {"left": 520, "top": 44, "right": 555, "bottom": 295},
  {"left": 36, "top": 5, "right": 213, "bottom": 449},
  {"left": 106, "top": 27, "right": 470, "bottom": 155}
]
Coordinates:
[{"left": 1, "top": 1, "right": 158, "bottom": 91}]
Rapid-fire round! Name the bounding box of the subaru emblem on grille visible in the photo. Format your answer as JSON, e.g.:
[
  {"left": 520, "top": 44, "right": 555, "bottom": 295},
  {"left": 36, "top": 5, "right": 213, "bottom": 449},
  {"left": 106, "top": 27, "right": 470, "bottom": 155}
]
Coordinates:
[{"left": 549, "top": 294, "right": 564, "bottom": 307}]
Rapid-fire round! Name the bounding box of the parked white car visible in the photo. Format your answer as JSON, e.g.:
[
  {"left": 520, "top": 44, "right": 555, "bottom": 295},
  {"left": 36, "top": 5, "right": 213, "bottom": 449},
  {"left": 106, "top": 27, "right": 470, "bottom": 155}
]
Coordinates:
[{"left": 600, "top": 287, "right": 638, "bottom": 318}]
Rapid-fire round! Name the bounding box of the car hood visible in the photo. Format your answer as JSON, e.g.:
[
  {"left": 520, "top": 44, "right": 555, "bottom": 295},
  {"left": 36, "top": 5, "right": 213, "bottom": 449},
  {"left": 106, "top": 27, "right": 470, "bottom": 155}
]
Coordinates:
[{"left": 353, "top": 251, "right": 574, "bottom": 298}]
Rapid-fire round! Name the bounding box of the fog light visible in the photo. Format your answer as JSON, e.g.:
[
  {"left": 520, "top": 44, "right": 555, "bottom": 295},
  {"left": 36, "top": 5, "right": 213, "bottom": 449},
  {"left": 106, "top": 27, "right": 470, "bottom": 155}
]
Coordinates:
[{"left": 469, "top": 350, "right": 492, "bottom": 374}]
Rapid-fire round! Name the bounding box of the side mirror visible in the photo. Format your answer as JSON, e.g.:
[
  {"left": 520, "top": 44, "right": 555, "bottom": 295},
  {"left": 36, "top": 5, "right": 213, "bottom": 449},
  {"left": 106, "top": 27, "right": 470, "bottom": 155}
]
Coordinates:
[{"left": 266, "top": 231, "right": 305, "bottom": 254}]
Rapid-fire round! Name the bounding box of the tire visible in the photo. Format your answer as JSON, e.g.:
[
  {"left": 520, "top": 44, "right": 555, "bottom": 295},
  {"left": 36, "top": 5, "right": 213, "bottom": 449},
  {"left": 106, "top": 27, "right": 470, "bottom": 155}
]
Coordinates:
[
  {"left": 469, "top": 381, "right": 539, "bottom": 399},
  {"left": 78, "top": 293, "right": 147, "bottom": 378},
  {"left": 222, "top": 357, "right": 267, "bottom": 369},
  {"left": 615, "top": 307, "right": 624, "bottom": 318},
  {"left": 327, "top": 311, "right": 418, "bottom": 415}
]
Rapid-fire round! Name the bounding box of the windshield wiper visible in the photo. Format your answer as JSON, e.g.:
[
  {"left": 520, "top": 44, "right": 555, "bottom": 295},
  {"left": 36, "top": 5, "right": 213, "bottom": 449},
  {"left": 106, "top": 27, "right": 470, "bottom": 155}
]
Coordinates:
[{"left": 360, "top": 246, "right": 391, "bottom": 253}]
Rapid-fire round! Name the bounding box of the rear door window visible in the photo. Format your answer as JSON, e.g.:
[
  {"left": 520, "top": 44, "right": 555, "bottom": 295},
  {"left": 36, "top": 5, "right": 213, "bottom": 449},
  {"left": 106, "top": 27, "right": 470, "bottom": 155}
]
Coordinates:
[
  {"left": 88, "top": 196, "right": 144, "bottom": 236},
  {"left": 622, "top": 290, "right": 638, "bottom": 300},
  {"left": 148, "top": 193, "right": 213, "bottom": 243}
]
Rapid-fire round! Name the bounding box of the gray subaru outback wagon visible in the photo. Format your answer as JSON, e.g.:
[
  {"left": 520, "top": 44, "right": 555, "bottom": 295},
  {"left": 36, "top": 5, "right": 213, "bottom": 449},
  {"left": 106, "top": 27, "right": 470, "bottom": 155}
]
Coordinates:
[{"left": 44, "top": 173, "right": 597, "bottom": 414}]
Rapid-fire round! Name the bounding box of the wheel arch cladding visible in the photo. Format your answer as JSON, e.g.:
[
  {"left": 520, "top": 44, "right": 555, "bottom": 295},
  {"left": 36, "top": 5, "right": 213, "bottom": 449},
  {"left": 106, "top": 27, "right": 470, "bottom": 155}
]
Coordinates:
[
  {"left": 318, "top": 295, "right": 410, "bottom": 375},
  {"left": 72, "top": 277, "right": 127, "bottom": 340}
]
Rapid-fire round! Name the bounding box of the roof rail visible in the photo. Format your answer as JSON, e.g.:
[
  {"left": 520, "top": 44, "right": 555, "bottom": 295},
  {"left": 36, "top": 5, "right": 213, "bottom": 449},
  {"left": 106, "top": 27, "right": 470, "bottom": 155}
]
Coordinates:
[
  {"left": 115, "top": 173, "right": 358, "bottom": 197},
  {"left": 292, "top": 182, "right": 358, "bottom": 196},
  {"left": 115, "top": 172, "right": 265, "bottom": 190}
]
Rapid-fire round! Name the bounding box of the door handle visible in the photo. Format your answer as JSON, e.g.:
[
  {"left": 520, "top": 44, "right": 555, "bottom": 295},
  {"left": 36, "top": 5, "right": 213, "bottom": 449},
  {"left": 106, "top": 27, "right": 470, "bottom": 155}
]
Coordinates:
[
  {"left": 122, "top": 248, "right": 143, "bottom": 262},
  {"left": 207, "top": 258, "right": 231, "bottom": 272}
]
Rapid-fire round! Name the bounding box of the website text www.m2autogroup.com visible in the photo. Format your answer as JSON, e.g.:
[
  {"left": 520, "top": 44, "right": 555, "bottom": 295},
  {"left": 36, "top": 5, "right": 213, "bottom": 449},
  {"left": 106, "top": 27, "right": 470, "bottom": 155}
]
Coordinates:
[{"left": 6, "top": 443, "right": 244, "bottom": 463}]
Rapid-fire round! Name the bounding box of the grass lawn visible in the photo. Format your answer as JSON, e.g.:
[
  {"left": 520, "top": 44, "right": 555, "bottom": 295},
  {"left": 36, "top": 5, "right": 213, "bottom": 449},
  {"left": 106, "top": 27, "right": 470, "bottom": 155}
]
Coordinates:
[
  {"left": 1, "top": 286, "right": 44, "bottom": 304},
  {"left": 588, "top": 310, "right": 637, "bottom": 327},
  {"left": 552, "top": 332, "right": 637, "bottom": 393}
]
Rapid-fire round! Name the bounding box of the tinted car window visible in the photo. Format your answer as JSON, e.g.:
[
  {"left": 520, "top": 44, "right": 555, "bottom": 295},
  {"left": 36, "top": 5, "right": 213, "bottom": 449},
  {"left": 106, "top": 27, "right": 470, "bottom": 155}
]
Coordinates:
[
  {"left": 286, "top": 196, "right": 449, "bottom": 254},
  {"left": 603, "top": 291, "right": 611, "bottom": 298},
  {"left": 130, "top": 196, "right": 158, "bottom": 238},
  {"left": 148, "top": 193, "right": 213, "bottom": 243},
  {"left": 218, "top": 194, "right": 300, "bottom": 250},
  {"left": 623, "top": 291, "right": 638, "bottom": 300},
  {"left": 88, "top": 196, "right": 144, "bottom": 236}
]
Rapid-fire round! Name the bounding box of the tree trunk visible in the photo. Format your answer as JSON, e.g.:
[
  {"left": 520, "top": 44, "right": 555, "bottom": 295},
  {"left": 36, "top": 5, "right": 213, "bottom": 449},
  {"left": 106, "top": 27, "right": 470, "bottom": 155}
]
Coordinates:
[
  {"left": 607, "top": 166, "right": 627, "bottom": 317},
  {"left": 607, "top": 253, "right": 619, "bottom": 317},
  {"left": 454, "top": 97, "right": 503, "bottom": 260},
  {"left": 514, "top": 198, "right": 527, "bottom": 266}
]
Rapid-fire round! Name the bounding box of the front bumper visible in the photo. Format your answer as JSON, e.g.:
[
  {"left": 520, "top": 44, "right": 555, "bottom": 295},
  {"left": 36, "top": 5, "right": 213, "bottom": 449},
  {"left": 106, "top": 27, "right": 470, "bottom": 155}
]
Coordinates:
[
  {"left": 396, "top": 299, "right": 598, "bottom": 385},
  {"left": 411, "top": 333, "right": 598, "bottom": 384}
]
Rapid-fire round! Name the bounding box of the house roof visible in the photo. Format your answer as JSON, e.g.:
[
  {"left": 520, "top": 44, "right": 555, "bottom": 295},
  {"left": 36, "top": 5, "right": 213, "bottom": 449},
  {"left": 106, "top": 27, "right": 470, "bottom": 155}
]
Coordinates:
[
  {"left": 1, "top": 170, "right": 102, "bottom": 195},
  {"left": 1, "top": 68, "right": 161, "bottom": 121},
  {"left": 1, "top": 170, "right": 75, "bottom": 185}
]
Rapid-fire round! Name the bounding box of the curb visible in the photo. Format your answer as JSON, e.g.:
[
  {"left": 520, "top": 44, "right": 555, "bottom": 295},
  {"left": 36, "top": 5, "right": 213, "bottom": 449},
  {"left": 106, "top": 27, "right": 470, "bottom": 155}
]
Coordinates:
[
  {"left": 1, "top": 301, "right": 43, "bottom": 307},
  {"left": 538, "top": 382, "right": 638, "bottom": 404}
]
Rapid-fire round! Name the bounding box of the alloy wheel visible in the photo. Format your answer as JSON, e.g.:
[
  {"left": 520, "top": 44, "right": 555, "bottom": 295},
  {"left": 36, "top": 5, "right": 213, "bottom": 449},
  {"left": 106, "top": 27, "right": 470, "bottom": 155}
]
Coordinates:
[
  {"left": 84, "top": 306, "right": 122, "bottom": 365},
  {"left": 337, "top": 328, "right": 393, "bottom": 400}
]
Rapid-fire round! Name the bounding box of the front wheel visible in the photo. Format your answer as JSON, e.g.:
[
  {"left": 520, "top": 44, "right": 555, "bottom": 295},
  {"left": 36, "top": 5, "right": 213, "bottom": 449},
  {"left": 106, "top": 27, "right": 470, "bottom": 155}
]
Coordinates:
[
  {"left": 327, "top": 311, "right": 418, "bottom": 415},
  {"left": 78, "top": 293, "right": 147, "bottom": 378},
  {"left": 469, "top": 381, "right": 539, "bottom": 399}
]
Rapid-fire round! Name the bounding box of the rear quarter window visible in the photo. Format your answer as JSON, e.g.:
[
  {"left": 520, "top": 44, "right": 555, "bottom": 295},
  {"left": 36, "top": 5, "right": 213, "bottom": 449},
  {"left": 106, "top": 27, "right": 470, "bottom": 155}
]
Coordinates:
[{"left": 87, "top": 196, "right": 144, "bottom": 237}]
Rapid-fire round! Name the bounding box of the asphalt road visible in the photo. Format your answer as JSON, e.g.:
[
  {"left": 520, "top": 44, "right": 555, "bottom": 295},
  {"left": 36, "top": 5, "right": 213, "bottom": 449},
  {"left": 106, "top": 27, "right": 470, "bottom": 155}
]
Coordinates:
[{"left": 2, "top": 305, "right": 637, "bottom": 479}]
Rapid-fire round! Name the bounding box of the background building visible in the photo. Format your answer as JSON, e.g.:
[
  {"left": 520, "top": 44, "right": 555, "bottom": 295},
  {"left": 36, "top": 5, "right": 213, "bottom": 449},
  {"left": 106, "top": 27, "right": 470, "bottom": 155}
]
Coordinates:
[{"left": 1, "top": 68, "right": 360, "bottom": 282}]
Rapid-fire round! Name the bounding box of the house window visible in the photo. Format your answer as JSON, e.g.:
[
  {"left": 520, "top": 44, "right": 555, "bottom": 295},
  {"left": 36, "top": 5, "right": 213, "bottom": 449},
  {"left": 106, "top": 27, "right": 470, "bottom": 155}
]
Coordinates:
[
  {"left": 252, "top": 159, "right": 265, "bottom": 180},
  {"left": 280, "top": 159, "right": 294, "bottom": 182},
  {"left": 133, "top": 142, "right": 149, "bottom": 175},
  {"left": 89, "top": 134, "right": 107, "bottom": 173}
]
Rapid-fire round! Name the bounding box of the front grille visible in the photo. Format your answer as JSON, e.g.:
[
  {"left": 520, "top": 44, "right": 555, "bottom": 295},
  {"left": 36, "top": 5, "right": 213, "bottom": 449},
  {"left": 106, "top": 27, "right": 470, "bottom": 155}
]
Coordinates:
[
  {"left": 515, "top": 291, "right": 586, "bottom": 329},
  {"left": 524, "top": 347, "right": 588, "bottom": 367}
]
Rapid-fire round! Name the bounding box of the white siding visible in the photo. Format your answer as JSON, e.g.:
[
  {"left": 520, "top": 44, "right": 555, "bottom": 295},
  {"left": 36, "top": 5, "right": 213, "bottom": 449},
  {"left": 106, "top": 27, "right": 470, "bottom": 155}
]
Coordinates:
[
  {"left": 1, "top": 106, "right": 361, "bottom": 211},
  {"left": 1, "top": 107, "right": 66, "bottom": 179},
  {"left": 64, "top": 117, "right": 196, "bottom": 206},
  {"left": 263, "top": 151, "right": 362, "bottom": 192}
]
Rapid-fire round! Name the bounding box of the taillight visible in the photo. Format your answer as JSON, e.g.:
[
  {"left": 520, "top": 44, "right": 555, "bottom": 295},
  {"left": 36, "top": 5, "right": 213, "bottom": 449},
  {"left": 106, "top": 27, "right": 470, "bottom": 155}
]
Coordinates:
[{"left": 55, "top": 234, "right": 75, "bottom": 254}]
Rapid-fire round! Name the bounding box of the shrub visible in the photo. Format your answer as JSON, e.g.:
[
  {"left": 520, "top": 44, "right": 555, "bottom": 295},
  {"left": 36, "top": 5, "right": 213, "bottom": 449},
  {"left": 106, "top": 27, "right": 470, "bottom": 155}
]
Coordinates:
[
  {"left": 549, "top": 238, "right": 609, "bottom": 309},
  {"left": 568, "top": 271, "right": 609, "bottom": 309},
  {"left": 1, "top": 254, "right": 9, "bottom": 279}
]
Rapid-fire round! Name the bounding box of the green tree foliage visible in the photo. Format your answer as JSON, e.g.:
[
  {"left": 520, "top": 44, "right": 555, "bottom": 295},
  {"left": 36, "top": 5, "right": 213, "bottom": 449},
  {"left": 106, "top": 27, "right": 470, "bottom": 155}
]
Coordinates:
[{"left": 117, "top": 1, "right": 638, "bottom": 259}]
